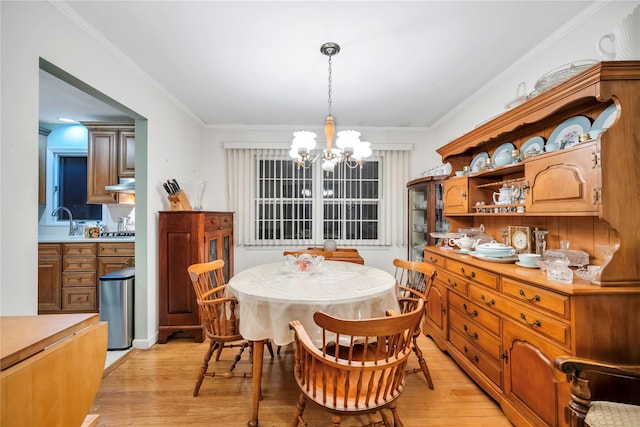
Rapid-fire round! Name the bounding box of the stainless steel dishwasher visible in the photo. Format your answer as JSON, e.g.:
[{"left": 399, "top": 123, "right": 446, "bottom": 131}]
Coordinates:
[{"left": 99, "top": 267, "right": 135, "bottom": 350}]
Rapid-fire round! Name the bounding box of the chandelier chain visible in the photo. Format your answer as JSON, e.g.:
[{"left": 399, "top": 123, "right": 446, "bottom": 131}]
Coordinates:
[{"left": 327, "top": 54, "right": 333, "bottom": 117}]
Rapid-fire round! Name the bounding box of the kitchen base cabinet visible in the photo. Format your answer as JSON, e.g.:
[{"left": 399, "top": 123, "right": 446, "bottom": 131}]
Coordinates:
[
  {"left": 38, "top": 244, "right": 62, "bottom": 312},
  {"left": 38, "top": 241, "right": 134, "bottom": 314},
  {"left": 158, "top": 211, "right": 234, "bottom": 344}
]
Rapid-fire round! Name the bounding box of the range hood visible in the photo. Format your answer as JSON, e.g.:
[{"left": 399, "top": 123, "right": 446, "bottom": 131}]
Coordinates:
[{"left": 105, "top": 178, "right": 135, "bottom": 193}]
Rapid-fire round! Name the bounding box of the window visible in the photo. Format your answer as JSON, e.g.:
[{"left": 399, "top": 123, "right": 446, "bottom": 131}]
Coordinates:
[
  {"left": 255, "top": 159, "right": 380, "bottom": 244},
  {"left": 226, "top": 145, "right": 409, "bottom": 247},
  {"left": 57, "top": 155, "right": 102, "bottom": 221}
]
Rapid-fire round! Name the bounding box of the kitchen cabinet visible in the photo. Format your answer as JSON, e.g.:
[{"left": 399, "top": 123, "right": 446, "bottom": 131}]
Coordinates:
[
  {"left": 38, "top": 241, "right": 134, "bottom": 314},
  {"left": 425, "top": 61, "right": 640, "bottom": 426},
  {"left": 406, "top": 176, "right": 445, "bottom": 261},
  {"left": 84, "top": 122, "right": 135, "bottom": 204},
  {"left": 158, "top": 211, "right": 234, "bottom": 343},
  {"left": 37, "top": 243, "right": 62, "bottom": 312}
]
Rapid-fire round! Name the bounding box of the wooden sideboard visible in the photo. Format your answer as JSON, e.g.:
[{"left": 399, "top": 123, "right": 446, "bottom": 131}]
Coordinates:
[
  {"left": 0, "top": 313, "right": 107, "bottom": 426},
  {"left": 423, "top": 247, "right": 640, "bottom": 427},
  {"left": 426, "top": 61, "right": 640, "bottom": 426}
]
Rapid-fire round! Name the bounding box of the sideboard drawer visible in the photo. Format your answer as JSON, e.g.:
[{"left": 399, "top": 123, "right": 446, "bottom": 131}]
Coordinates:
[
  {"left": 435, "top": 268, "right": 467, "bottom": 293},
  {"left": 449, "top": 308, "right": 502, "bottom": 360},
  {"left": 502, "top": 277, "right": 570, "bottom": 319},
  {"left": 424, "top": 250, "right": 446, "bottom": 267},
  {"left": 447, "top": 259, "right": 498, "bottom": 290},
  {"left": 450, "top": 328, "right": 502, "bottom": 387},
  {"left": 449, "top": 292, "right": 500, "bottom": 335},
  {"left": 469, "top": 285, "right": 570, "bottom": 348}
]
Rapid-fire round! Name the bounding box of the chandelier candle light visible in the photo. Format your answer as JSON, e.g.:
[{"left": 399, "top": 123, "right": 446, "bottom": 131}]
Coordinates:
[{"left": 289, "top": 42, "right": 372, "bottom": 172}]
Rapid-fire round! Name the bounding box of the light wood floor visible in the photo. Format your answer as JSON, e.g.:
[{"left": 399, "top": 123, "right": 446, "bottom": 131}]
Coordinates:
[{"left": 91, "top": 334, "right": 513, "bottom": 426}]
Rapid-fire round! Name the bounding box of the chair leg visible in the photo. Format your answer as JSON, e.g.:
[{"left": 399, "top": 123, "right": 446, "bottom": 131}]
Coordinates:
[
  {"left": 193, "top": 339, "right": 216, "bottom": 397},
  {"left": 266, "top": 341, "right": 275, "bottom": 358},
  {"left": 411, "top": 330, "right": 434, "bottom": 390},
  {"left": 330, "top": 415, "right": 341, "bottom": 426},
  {"left": 291, "top": 392, "right": 307, "bottom": 427},
  {"left": 229, "top": 342, "right": 248, "bottom": 372},
  {"left": 388, "top": 401, "right": 404, "bottom": 427},
  {"left": 214, "top": 341, "right": 225, "bottom": 361}
]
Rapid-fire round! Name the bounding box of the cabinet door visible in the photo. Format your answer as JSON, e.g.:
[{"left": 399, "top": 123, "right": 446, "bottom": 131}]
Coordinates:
[
  {"left": 502, "top": 321, "right": 569, "bottom": 427},
  {"left": 525, "top": 142, "right": 598, "bottom": 214},
  {"left": 98, "top": 256, "right": 134, "bottom": 277},
  {"left": 443, "top": 177, "right": 469, "bottom": 214},
  {"left": 205, "top": 227, "right": 234, "bottom": 282},
  {"left": 38, "top": 257, "right": 62, "bottom": 312},
  {"left": 118, "top": 131, "right": 135, "bottom": 177},
  {"left": 87, "top": 129, "right": 118, "bottom": 203},
  {"left": 423, "top": 280, "right": 447, "bottom": 348}
]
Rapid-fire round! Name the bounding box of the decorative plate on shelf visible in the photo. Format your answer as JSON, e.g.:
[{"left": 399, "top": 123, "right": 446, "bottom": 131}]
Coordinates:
[
  {"left": 469, "top": 152, "right": 489, "bottom": 172},
  {"left": 520, "top": 136, "right": 545, "bottom": 155},
  {"left": 492, "top": 142, "right": 516, "bottom": 166},
  {"left": 592, "top": 103, "right": 617, "bottom": 131},
  {"left": 546, "top": 116, "right": 592, "bottom": 150}
]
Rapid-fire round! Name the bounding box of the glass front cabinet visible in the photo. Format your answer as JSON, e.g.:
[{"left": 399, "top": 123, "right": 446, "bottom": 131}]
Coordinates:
[{"left": 406, "top": 176, "right": 446, "bottom": 261}]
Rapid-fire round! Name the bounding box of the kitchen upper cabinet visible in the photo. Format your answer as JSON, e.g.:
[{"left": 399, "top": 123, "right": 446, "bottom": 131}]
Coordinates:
[{"left": 84, "top": 122, "right": 134, "bottom": 204}]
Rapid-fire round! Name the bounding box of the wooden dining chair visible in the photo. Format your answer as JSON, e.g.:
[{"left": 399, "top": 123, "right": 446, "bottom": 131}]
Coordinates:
[
  {"left": 289, "top": 298, "right": 424, "bottom": 427},
  {"left": 555, "top": 355, "right": 640, "bottom": 427},
  {"left": 187, "top": 260, "right": 251, "bottom": 397},
  {"left": 392, "top": 258, "right": 437, "bottom": 390}
]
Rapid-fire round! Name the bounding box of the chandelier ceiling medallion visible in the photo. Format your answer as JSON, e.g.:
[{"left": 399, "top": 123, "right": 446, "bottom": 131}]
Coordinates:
[{"left": 289, "top": 42, "right": 372, "bottom": 173}]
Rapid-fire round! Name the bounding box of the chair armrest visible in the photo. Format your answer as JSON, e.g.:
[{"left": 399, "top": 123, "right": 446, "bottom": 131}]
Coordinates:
[
  {"left": 200, "top": 284, "right": 227, "bottom": 300},
  {"left": 555, "top": 356, "right": 640, "bottom": 380}
]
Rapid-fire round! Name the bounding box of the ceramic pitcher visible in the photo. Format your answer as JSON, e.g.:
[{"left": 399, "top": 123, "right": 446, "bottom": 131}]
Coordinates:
[{"left": 597, "top": 4, "right": 640, "bottom": 60}]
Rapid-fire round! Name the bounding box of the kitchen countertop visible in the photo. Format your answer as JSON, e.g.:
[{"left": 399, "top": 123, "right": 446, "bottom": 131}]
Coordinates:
[{"left": 38, "top": 236, "right": 135, "bottom": 243}]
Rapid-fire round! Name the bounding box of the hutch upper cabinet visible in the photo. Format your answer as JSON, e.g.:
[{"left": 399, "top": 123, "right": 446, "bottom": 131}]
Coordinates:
[{"left": 158, "top": 211, "right": 234, "bottom": 343}]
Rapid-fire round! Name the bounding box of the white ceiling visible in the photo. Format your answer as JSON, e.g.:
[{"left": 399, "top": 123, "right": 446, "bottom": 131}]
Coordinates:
[{"left": 40, "top": 1, "right": 595, "bottom": 128}]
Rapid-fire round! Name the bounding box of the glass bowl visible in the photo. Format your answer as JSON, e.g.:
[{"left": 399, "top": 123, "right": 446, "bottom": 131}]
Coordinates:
[{"left": 284, "top": 254, "right": 324, "bottom": 274}]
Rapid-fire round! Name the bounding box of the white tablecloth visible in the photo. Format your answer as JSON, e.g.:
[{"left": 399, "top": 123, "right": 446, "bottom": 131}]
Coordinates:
[{"left": 227, "top": 261, "right": 399, "bottom": 346}]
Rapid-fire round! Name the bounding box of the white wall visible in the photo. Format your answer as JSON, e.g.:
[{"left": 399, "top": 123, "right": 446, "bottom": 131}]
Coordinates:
[
  {"left": 1, "top": 0, "right": 636, "bottom": 344},
  {"left": 0, "top": 1, "right": 203, "bottom": 348}
]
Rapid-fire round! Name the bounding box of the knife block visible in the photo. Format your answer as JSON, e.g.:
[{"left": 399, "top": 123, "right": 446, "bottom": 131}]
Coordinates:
[{"left": 168, "top": 190, "right": 192, "bottom": 211}]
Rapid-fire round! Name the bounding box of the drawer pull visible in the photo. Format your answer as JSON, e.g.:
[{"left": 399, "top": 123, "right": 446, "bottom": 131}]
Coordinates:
[
  {"left": 463, "top": 346, "right": 479, "bottom": 363},
  {"left": 463, "top": 325, "right": 478, "bottom": 340},
  {"left": 428, "top": 257, "right": 439, "bottom": 264},
  {"left": 462, "top": 303, "right": 478, "bottom": 317},
  {"left": 518, "top": 289, "right": 540, "bottom": 302},
  {"left": 520, "top": 313, "right": 541, "bottom": 327},
  {"left": 447, "top": 278, "right": 458, "bottom": 288},
  {"left": 480, "top": 295, "right": 495, "bottom": 306},
  {"left": 460, "top": 268, "right": 475, "bottom": 279}
]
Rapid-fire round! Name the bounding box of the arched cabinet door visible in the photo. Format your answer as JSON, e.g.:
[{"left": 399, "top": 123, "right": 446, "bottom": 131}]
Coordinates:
[
  {"left": 443, "top": 177, "right": 469, "bottom": 214},
  {"left": 423, "top": 280, "right": 448, "bottom": 349},
  {"left": 525, "top": 142, "right": 599, "bottom": 215},
  {"left": 502, "top": 321, "right": 569, "bottom": 427}
]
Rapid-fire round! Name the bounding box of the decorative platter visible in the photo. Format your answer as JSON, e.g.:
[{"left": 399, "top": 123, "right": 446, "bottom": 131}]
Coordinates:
[
  {"left": 469, "top": 152, "right": 489, "bottom": 172},
  {"left": 592, "top": 103, "right": 617, "bottom": 131},
  {"left": 546, "top": 116, "right": 591, "bottom": 150},
  {"left": 469, "top": 251, "right": 518, "bottom": 263},
  {"left": 492, "top": 142, "right": 516, "bottom": 166},
  {"left": 520, "top": 136, "right": 545, "bottom": 155}
]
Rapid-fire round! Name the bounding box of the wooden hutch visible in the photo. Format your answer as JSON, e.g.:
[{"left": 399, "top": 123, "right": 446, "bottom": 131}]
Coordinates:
[{"left": 422, "top": 61, "right": 640, "bottom": 427}]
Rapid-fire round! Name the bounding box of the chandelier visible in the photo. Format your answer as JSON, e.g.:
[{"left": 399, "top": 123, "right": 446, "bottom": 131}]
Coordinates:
[{"left": 289, "top": 42, "right": 372, "bottom": 173}]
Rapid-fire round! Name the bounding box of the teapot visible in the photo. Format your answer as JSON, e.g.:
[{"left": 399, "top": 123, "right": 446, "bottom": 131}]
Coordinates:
[
  {"left": 492, "top": 184, "right": 512, "bottom": 205},
  {"left": 452, "top": 235, "right": 481, "bottom": 251}
]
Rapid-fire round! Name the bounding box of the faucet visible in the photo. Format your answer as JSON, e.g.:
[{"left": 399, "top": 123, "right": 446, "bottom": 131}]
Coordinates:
[{"left": 51, "top": 206, "right": 79, "bottom": 236}]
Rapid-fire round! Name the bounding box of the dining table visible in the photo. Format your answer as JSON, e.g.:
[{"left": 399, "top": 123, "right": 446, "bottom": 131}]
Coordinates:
[{"left": 226, "top": 259, "right": 399, "bottom": 427}]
